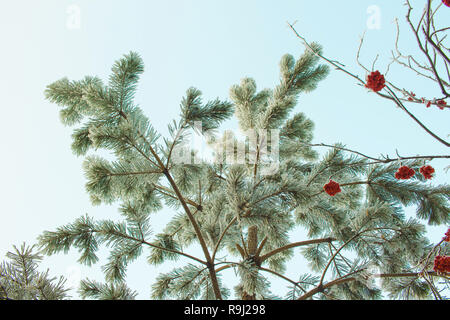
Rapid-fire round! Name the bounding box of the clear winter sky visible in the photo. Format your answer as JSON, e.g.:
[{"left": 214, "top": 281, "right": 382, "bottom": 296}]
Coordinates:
[{"left": 0, "top": 0, "right": 448, "bottom": 299}]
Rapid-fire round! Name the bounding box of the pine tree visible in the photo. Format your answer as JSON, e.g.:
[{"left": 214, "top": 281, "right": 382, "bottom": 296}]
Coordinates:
[
  {"left": 0, "top": 243, "right": 69, "bottom": 300},
  {"left": 39, "top": 46, "right": 449, "bottom": 300}
]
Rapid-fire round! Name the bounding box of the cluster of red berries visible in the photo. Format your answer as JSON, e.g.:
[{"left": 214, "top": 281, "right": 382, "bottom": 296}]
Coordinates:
[
  {"left": 405, "top": 92, "right": 447, "bottom": 110},
  {"left": 394, "top": 165, "right": 435, "bottom": 180},
  {"left": 419, "top": 165, "right": 435, "bottom": 180},
  {"left": 433, "top": 228, "right": 450, "bottom": 273},
  {"left": 323, "top": 180, "right": 341, "bottom": 196},
  {"left": 444, "top": 228, "right": 450, "bottom": 242},
  {"left": 365, "top": 71, "right": 386, "bottom": 92},
  {"left": 436, "top": 100, "right": 447, "bottom": 110},
  {"left": 443, "top": 0, "right": 450, "bottom": 7},
  {"left": 433, "top": 255, "right": 450, "bottom": 273},
  {"left": 395, "top": 166, "right": 415, "bottom": 180},
  {"left": 407, "top": 92, "right": 415, "bottom": 101},
  {"left": 427, "top": 99, "right": 447, "bottom": 110}
]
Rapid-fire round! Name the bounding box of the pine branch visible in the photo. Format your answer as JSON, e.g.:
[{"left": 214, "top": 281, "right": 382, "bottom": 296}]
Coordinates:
[
  {"left": 318, "top": 227, "right": 407, "bottom": 288},
  {"left": 105, "top": 78, "right": 223, "bottom": 298},
  {"left": 298, "top": 271, "right": 442, "bottom": 300},
  {"left": 260, "top": 238, "right": 335, "bottom": 263},
  {"left": 259, "top": 266, "right": 308, "bottom": 294}
]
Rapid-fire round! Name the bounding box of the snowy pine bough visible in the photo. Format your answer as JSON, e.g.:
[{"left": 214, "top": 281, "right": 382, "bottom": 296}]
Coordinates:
[{"left": 0, "top": 244, "right": 69, "bottom": 300}]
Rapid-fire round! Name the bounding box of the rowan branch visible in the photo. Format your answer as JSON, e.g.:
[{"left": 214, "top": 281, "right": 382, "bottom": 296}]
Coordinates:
[{"left": 287, "top": 21, "right": 450, "bottom": 147}]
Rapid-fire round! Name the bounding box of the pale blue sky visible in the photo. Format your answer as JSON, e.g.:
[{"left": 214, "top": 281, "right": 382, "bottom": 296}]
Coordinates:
[{"left": 0, "top": 0, "right": 448, "bottom": 299}]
